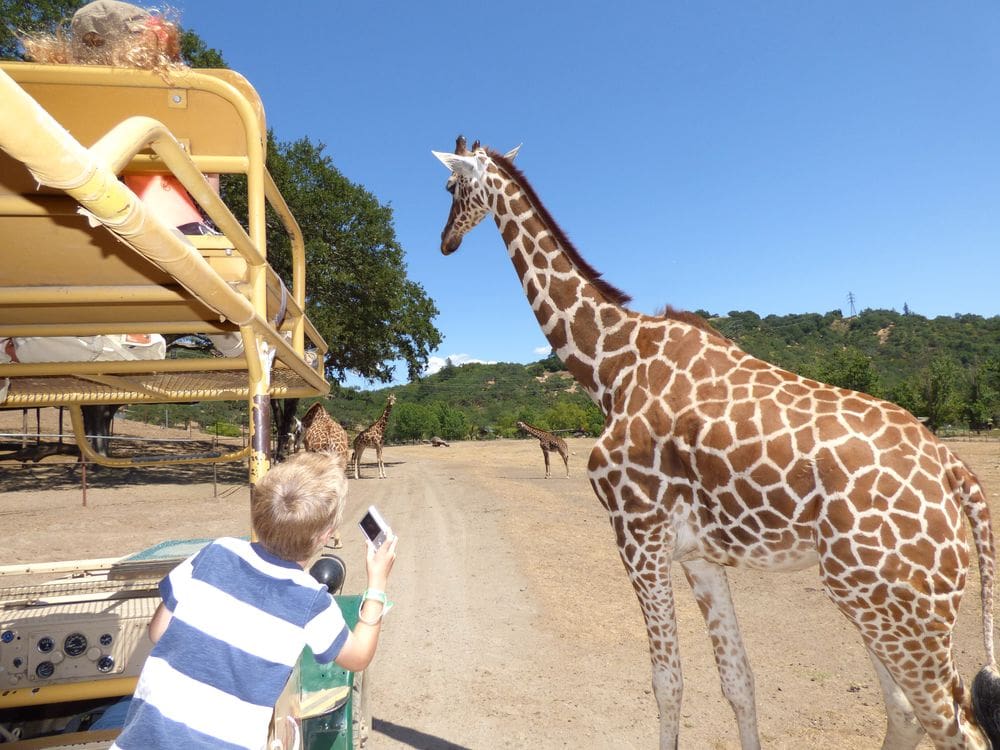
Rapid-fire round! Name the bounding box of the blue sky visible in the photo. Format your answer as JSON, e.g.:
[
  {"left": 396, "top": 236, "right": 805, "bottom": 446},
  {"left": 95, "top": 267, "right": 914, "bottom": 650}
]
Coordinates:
[{"left": 177, "top": 2, "right": 1000, "bottom": 389}]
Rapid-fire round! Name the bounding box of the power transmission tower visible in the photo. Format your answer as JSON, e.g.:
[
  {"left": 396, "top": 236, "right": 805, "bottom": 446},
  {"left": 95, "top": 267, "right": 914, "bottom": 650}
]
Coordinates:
[{"left": 847, "top": 291, "right": 857, "bottom": 317}]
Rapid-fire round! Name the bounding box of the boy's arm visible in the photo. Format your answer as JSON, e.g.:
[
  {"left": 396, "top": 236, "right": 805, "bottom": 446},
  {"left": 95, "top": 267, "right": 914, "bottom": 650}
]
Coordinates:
[
  {"left": 333, "top": 536, "right": 398, "bottom": 672},
  {"left": 333, "top": 611, "right": 383, "bottom": 672},
  {"left": 147, "top": 601, "right": 172, "bottom": 644}
]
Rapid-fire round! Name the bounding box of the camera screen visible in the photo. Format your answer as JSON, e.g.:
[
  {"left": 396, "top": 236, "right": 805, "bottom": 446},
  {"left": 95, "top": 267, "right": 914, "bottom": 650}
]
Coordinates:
[{"left": 360, "top": 512, "right": 381, "bottom": 541}]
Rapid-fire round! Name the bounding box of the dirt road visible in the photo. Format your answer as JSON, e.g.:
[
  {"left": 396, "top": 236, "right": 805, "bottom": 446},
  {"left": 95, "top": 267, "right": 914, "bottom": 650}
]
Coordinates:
[{"left": 2, "top": 413, "right": 999, "bottom": 748}]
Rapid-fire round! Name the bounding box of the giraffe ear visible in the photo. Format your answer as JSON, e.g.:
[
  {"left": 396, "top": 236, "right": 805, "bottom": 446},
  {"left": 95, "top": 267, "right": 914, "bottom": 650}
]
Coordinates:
[
  {"left": 432, "top": 150, "right": 482, "bottom": 178},
  {"left": 504, "top": 144, "right": 522, "bottom": 161}
]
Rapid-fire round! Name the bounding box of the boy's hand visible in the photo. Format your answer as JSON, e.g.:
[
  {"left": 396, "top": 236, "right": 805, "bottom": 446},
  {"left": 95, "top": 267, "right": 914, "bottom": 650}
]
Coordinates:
[{"left": 366, "top": 534, "right": 397, "bottom": 590}]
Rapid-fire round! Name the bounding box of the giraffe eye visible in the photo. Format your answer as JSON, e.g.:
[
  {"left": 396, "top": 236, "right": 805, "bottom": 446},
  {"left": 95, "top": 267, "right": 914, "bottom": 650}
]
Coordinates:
[{"left": 445, "top": 177, "right": 457, "bottom": 195}]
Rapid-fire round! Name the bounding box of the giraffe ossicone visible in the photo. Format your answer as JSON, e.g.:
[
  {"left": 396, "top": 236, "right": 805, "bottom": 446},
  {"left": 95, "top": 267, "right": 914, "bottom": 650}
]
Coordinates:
[{"left": 434, "top": 135, "right": 1000, "bottom": 749}]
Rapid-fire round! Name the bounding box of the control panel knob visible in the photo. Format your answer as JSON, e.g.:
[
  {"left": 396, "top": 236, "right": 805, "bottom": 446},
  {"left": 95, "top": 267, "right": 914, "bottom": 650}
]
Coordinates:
[
  {"left": 87, "top": 647, "right": 101, "bottom": 661},
  {"left": 51, "top": 651, "right": 64, "bottom": 665}
]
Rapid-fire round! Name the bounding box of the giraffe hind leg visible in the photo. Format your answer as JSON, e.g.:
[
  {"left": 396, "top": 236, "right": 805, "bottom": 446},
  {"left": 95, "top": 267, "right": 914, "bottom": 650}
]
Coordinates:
[
  {"left": 376, "top": 444, "right": 385, "bottom": 479},
  {"left": 822, "top": 571, "right": 986, "bottom": 748},
  {"left": 865, "top": 646, "right": 924, "bottom": 750},
  {"left": 681, "top": 559, "right": 760, "bottom": 750},
  {"left": 542, "top": 446, "right": 550, "bottom": 479},
  {"left": 353, "top": 446, "right": 364, "bottom": 479}
]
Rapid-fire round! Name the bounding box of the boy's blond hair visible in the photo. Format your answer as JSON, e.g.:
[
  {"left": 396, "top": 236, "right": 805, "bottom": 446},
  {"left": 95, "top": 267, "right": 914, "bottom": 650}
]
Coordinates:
[{"left": 251, "top": 452, "right": 348, "bottom": 562}]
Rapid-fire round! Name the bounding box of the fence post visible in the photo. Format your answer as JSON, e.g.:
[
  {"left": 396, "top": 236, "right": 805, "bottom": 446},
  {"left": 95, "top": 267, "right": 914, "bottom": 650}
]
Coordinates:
[{"left": 81, "top": 460, "right": 87, "bottom": 508}]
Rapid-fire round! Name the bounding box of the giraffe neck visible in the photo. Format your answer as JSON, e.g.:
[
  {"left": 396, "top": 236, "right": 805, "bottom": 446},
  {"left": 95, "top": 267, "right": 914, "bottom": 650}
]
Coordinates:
[
  {"left": 368, "top": 404, "right": 393, "bottom": 437},
  {"left": 487, "top": 154, "right": 632, "bottom": 403},
  {"left": 521, "top": 423, "right": 552, "bottom": 441}
]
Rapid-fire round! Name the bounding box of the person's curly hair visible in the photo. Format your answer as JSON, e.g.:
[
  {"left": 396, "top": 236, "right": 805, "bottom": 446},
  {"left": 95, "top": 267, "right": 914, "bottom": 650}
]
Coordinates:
[{"left": 21, "top": 2, "right": 183, "bottom": 75}]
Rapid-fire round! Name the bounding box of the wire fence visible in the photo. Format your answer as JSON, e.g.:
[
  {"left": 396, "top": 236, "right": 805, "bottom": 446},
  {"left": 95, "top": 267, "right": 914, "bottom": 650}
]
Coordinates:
[{"left": 0, "top": 426, "right": 250, "bottom": 506}]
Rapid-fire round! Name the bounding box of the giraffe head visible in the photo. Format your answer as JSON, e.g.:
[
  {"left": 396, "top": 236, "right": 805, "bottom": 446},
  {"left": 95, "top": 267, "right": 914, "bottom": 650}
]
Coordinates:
[{"left": 431, "top": 135, "right": 520, "bottom": 254}]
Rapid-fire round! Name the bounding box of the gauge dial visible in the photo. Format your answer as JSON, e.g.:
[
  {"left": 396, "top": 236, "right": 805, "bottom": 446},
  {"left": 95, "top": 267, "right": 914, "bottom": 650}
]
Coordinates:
[
  {"left": 64, "top": 632, "right": 87, "bottom": 657},
  {"left": 35, "top": 661, "right": 55, "bottom": 679},
  {"left": 37, "top": 636, "right": 54, "bottom": 653},
  {"left": 97, "top": 656, "right": 115, "bottom": 673},
  {"left": 99, "top": 633, "right": 113, "bottom": 647}
]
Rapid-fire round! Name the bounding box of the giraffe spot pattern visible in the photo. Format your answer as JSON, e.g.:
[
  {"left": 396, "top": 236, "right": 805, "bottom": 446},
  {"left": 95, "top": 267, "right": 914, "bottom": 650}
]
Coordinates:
[{"left": 437, "top": 144, "right": 998, "bottom": 747}]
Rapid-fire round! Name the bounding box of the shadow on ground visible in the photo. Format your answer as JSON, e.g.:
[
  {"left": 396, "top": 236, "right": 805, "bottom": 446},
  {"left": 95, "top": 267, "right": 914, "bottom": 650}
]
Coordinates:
[
  {"left": 372, "top": 718, "right": 472, "bottom": 750},
  {"left": 0, "top": 438, "right": 248, "bottom": 491}
]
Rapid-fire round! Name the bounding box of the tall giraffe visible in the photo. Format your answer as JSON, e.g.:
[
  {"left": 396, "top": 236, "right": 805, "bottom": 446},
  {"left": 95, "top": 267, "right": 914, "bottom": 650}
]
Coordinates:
[
  {"left": 517, "top": 420, "right": 570, "bottom": 479},
  {"left": 432, "top": 136, "right": 1000, "bottom": 749},
  {"left": 352, "top": 394, "right": 396, "bottom": 480}
]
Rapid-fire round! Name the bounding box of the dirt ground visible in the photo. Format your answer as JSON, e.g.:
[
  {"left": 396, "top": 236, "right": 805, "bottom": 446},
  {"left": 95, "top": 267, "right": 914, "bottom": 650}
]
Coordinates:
[{"left": 2, "top": 410, "right": 1000, "bottom": 749}]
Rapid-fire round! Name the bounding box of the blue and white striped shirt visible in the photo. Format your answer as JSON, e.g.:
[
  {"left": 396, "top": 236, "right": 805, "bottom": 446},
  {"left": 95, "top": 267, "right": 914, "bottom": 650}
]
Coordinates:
[{"left": 111, "top": 537, "right": 348, "bottom": 749}]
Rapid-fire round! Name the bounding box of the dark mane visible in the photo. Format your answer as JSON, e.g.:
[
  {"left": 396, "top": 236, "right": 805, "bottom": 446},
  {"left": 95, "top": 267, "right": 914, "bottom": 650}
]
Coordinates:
[
  {"left": 488, "top": 150, "right": 632, "bottom": 307},
  {"left": 661, "top": 305, "right": 732, "bottom": 342}
]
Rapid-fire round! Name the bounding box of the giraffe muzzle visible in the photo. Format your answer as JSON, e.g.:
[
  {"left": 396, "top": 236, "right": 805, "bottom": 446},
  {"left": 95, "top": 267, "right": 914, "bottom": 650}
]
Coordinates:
[{"left": 441, "top": 232, "right": 462, "bottom": 255}]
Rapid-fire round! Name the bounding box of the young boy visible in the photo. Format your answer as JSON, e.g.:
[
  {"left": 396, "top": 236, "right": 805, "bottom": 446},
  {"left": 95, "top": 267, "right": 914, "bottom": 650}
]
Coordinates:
[{"left": 110, "top": 451, "right": 397, "bottom": 749}]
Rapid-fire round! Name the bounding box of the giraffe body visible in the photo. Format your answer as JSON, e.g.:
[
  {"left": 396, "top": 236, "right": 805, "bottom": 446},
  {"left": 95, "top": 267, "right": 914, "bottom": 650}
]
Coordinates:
[
  {"left": 433, "top": 137, "right": 1000, "bottom": 749},
  {"left": 300, "top": 402, "right": 350, "bottom": 467},
  {"left": 353, "top": 394, "right": 395, "bottom": 479},
  {"left": 517, "top": 420, "right": 569, "bottom": 478},
  {"left": 298, "top": 402, "right": 350, "bottom": 548}
]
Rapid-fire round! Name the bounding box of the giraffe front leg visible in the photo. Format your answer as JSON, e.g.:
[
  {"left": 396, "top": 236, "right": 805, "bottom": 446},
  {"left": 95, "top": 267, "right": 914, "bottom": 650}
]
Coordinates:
[
  {"left": 681, "top": 558, "right": 760, "bottom": 750},
  {"left": 639, "top": 569, "right": 685, "bottom": 750},
  {"left": 376, "top": 444, "right": 385, "bottom": 479},
  {"left": 542, "top": 447, "right": 551, "bottom": 479}
]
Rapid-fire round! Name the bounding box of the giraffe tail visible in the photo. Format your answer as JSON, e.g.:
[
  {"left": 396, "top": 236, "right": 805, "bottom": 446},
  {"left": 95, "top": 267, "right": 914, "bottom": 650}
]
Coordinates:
[{"left": 956, "top": 460, "right": 1000, "bottom": 744}]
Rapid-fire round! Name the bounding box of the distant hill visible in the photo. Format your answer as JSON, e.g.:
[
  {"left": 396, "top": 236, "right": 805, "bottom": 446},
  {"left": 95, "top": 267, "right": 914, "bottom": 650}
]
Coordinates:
[
  {"left": 327, "top": 307, "right": 1000, "bottom": 438},
  {"left": 130, "top": 308, "right": 1000, "bottom": 439},
  {"left": 705, "top": 307, "right": 1000, "bottom": 391}
]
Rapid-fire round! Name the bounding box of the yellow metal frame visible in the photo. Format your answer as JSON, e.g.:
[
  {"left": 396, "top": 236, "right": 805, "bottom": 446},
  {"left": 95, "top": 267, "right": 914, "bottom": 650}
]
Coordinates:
[
  {"left": 0, "top": 62, "right": 330, "bottom": 473},
  {"left": 0, "top": 62, "right": 335, "bottom": 713}
]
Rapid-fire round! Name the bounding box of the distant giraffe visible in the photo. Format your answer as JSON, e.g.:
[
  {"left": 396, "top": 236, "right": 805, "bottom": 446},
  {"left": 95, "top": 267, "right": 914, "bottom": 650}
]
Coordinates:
[
  {"left": 352, "top": 394, "right": 396, "bottom": 479},
  {"left": 517, "top": 420, "right": 569, "bottom": 479},
  {"left": 300, "top": 402, "right": 350, "bottom": 466},
  {"left": 298, "top": 401, "right": 350, "bottom": 548}
]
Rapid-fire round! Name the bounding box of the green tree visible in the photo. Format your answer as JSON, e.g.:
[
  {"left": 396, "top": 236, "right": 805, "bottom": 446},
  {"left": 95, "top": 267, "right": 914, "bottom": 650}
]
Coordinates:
[
  {"left": 225, "top": 135, "right": 441, "bottom": 383},
  {"left": 433, "top": 401, "right": 469, "bottom": 441},
  {"left": 1, "top": 0, "right": 75, "bottom": 59},
  {"left": 816, "top": 347, "right": 881, "bottom": 396},
  {"left": 886, "top": 378, "right": 922, "bottom": 419},
  {"left": 390, "top": 402, "right": 438, "bottom": 442},
  {"left": 966, "top": 358, "right": 1000, "bottom": 432},
  {"left": 544, "top": 401, "right": 590, "bottom": 432},
  {"left": 919, "top": 356, "right": 965, "bottom": 433}
]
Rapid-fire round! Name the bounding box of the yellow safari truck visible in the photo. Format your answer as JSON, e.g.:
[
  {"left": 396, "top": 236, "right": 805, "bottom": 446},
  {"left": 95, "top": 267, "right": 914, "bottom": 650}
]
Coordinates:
[{"left": 0, "top": 62, "right": 368, "bottom": 749}]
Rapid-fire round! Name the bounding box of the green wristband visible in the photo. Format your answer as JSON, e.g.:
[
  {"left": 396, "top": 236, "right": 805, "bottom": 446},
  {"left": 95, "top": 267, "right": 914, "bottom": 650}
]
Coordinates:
[{"left": 358, "top": 589, "right": 393, "bottom": 625}]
